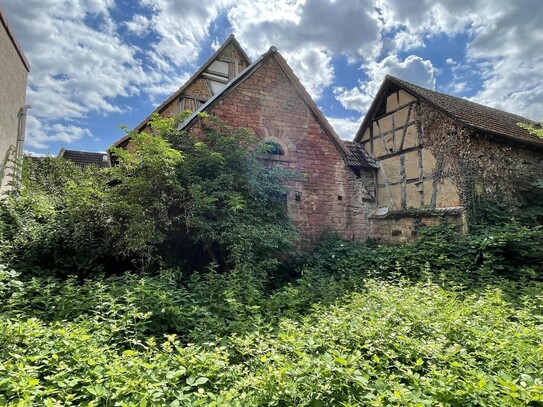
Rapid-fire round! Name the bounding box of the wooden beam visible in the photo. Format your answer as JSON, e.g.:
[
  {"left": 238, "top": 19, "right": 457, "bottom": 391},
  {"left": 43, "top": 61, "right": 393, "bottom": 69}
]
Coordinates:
[
  {"left": 400, "top": 153, "right": 407, "bottom": 209},
  {"left": 418, "top": 148, "right": 424, "bottom": 207},
  {"left": 430, "top": 157, "right": 446, "bottom": 208},
  {"left": 374, "top": 145, "right": 420, "bottom": 160},
  {"left": 391, "top": 113, "right": 396, "bottom": 152},
  {"left": 377, "top": 173, "right": 438, "bottom": 188},
  {"left": 398, "top": 105, "right": 413, "bottom": 151},
  {"left": 378, "top": 162, "right": 397, "bottom": 208},
  {"left": 371, "top": 120, "right": 417, "bottom": 138},
  {"left": 374, "top": 100, "right": 418, "bottom": 121},
  {"left": 369, "top": 125, "right": 374, "bottom": 156},
  {"left": 376, "top": 121, "right": 392, "bottom": 155}
]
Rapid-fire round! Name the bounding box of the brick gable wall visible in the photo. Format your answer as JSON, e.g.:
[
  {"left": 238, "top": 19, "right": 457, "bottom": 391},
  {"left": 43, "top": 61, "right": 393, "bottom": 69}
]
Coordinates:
[{"left": 206, "top": 57, "right": 374, "bottom": 247}]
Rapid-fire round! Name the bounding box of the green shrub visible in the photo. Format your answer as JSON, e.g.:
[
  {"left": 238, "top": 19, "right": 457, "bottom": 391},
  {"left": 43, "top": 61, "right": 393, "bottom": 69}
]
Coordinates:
[
  {"left": 1, "top": 275, "right": 542, "bottom": 406},
  {"left": 0, "top": 114, "right": 297, "bottom": 277}
]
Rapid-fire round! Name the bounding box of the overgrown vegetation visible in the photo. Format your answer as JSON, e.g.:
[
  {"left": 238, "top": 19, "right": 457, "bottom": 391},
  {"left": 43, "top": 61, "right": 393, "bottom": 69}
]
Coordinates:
[
  {"left": 0, "top": 114, "right": 296, "bottom": 276},
  {"left": 1, "top": 230, "right": 543, "bottom": 405},
  {"left": 1, "top": 116, "right": 542, "bottom": 405}
]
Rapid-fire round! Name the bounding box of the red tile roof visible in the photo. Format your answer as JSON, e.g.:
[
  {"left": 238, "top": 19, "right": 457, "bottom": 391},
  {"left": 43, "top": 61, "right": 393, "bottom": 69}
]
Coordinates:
[{"left": 355, "top": 75, "right": 542, "bottom": 147}]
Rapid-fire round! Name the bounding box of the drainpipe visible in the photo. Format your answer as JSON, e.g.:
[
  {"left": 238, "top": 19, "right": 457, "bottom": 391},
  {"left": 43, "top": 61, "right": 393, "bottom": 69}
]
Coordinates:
[
  {"left": 16, "top": 105, "right": 31, "bottom": 161},
  {"left": 13, "top": 104, "right": 31, "bottom": 188}
]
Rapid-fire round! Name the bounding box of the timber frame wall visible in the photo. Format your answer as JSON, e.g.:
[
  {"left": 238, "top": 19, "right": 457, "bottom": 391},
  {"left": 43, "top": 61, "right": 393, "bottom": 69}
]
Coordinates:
[{"left": 359, "top": 89, "right": 461, "bottom": 212}]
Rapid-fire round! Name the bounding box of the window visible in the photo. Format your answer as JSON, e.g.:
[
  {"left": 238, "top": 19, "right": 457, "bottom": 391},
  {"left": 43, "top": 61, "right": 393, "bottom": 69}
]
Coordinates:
[{"left": 263, "top": 141, "right": 285, "bottom": 156}]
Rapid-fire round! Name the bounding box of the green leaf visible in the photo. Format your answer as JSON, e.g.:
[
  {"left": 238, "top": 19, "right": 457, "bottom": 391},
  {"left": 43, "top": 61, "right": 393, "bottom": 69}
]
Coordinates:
[
  {"left": 334, "top": 357, "right": 348, "bottom": 366},
  {"left": 193, "top": 377, "right": 209, "bottom": 386}
]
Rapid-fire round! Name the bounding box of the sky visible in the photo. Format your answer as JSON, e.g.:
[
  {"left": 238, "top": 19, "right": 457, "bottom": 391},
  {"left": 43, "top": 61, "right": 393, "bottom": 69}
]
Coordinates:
[{"left": 2, "top": 0, "right": 543, "bottom": 155}]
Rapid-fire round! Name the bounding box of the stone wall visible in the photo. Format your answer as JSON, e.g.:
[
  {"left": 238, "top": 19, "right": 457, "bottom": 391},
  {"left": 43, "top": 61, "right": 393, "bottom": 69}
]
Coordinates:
[
  {"left": 200, "top": 57, "right": 375, "bottom": 247},
  {"left": 370, "top": 209, "right": 467, "bottom": 244},
  {"left": 419, "top": 103, "right": 543, "bottom": 221}
]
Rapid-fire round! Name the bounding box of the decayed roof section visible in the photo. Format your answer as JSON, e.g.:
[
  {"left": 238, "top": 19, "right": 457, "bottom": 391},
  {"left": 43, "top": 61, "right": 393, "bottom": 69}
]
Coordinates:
[
  {"left": 178, "top": 47, "right": 351, "bottom": 157},
  {"left": 355, "top": 75, "right": 542, "bottom": 147},
  {"left": 344, "top": 141, "right": 379, "bottom": 169}
]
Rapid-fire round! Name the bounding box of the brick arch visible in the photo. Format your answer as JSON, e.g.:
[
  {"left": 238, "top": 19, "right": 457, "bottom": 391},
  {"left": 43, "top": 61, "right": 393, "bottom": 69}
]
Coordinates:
[{"left": 253, "top": 127, "right": 294, "bottom": 156}]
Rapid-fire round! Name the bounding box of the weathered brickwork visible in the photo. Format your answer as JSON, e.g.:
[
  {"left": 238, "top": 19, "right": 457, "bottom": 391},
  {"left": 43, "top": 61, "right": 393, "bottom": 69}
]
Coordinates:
[{"left": 205, "top": 58, "right": 374, "bottom": 247}]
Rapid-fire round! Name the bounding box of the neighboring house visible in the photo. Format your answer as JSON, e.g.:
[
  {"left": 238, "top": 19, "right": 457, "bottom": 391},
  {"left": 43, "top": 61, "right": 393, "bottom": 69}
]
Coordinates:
[
  {"left": 58, "top": 148, "right": 110, "bottom": 169},
  {"left": 114, "top": 34, "right": 251, "bottom": 151},
  {"left": 0, "top": 8, "right": 30, "bottom": 193},
  {"left": 355, "top": 75, "right": 543, "bottom": 242}
]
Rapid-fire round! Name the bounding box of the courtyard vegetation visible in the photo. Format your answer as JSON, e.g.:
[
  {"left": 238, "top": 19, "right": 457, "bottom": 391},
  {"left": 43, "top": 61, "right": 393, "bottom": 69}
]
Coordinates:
[{"left": 0, "top": 116, "right": 542, "bottom": 406}]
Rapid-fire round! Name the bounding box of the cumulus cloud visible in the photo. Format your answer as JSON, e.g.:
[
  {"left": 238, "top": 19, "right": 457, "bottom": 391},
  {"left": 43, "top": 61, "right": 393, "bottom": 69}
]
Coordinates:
[
  {"left": 124, "top": 14, "right": 152, "bottom": 37},
  {"left": 2, "top": 0, "right": 224, "bottom": 151},
  {"left": 25, "top": 116, "right": 94, "bottom": 151},
  {"left": 327, "top": 116, "right": 363, "bottom": 140},
  {"left": 226, "top": 0, "right": 382, "bottom": 99},
  {"left": 375, "top": 0, "right": 543, "bottom": 119},
  {"left": 4, "top": 0, "right": 543, "bottom": 153},
  {"left": 464, "top": 1, "right": 543, "bottom": 119},
  {"left": 2, "top": 1, "right": 149, "bottom": 151},
  {"left": 334, "top": 54, "right": 436, "bottom": 114}
]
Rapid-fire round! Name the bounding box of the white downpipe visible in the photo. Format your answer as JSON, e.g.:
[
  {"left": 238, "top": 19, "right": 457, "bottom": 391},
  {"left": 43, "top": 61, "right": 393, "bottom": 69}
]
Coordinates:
[{"left": 16, "top": 104, "right": 31, "bottom": 161}]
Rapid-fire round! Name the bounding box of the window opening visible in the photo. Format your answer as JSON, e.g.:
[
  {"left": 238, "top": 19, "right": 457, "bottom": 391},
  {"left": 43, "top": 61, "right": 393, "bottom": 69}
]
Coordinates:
[{"left": 263, "top": 141, "right": 285, "bottom": 156}]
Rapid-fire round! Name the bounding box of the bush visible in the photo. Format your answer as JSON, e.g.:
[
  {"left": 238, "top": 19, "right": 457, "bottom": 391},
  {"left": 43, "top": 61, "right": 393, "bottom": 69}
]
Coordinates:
[
  {"left": 0, "top": 114, "right": 297, "bottom": 277},
  {"left": 1, "top": 270, "right": 542, "bottom": 406}
]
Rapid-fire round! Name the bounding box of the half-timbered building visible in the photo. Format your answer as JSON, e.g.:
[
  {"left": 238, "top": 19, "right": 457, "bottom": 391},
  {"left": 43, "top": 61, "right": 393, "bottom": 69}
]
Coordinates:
[
  {"left": 113, "top": 35, "right": 251, "bottom": 150},
  {"left": 355, "top": 75, "right": 543, "bottom": 242}
]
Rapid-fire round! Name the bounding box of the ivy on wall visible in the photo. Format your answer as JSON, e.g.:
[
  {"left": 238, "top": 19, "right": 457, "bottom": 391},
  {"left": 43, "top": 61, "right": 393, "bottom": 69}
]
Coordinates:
[{"left": 418, "top": 103, "right": 543, "bottom": 227}]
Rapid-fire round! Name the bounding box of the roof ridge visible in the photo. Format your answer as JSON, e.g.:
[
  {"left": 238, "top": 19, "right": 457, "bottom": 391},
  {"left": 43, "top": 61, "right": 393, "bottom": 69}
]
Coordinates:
[
  {"left": 125, "top": 34, "right": 251, "bottom": 138},
  {"left": 356, "top": 75, "right": 542, "bottom": 147},
  {"left": 178, "top": 47, "right": 351, "bottom": 157},
  {"left": 386, "top": 75, "right": 533, "bottom": 123}
]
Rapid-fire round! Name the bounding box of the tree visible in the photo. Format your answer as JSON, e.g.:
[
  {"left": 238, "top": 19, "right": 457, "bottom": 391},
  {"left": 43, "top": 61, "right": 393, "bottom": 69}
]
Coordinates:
[{"left": 1, "top": 114, "right": 297, "bottom": 277}]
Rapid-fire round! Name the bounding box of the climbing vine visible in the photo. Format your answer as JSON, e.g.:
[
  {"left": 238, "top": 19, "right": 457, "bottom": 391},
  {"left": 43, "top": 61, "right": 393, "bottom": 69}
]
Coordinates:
[{"left": 418, "top": 103, "right": 543, "bottom": 226}]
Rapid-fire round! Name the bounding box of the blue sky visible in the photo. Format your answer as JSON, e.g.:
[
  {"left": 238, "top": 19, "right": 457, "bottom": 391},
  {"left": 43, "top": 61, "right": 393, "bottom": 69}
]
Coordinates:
[{"left": 2, "top": 0, "right": 543, "bottom": 155}]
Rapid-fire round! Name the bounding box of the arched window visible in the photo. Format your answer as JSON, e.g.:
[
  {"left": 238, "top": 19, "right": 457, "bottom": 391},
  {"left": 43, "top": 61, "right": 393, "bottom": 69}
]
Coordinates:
[{"left": 263, "top": 141, "right": 285, "bottom": 156}]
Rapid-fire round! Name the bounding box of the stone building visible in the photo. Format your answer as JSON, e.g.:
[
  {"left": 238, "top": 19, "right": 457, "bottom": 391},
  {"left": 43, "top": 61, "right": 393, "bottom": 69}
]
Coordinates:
[
  {"left": 178, "top": 46, "right": 377, "bottom": 247},
  {"left": 0, "top": 8, "right": 30, "bottom": 193},
  {"left": 114, "top": 38, "right": 543, "bottom": 246},
  {"left": 355, "top": 75, "right": 543, "bottom": 242},
  {"left": 113, "top": 38, "right": 377, "bottom": 247}
]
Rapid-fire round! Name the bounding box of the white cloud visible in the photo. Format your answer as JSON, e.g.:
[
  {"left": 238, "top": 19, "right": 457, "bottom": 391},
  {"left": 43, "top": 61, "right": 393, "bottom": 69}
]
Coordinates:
[
  {"left": 124, "top": 14, "right": 151, "bottom": 37},
  {"left": 376, "top": 0, "right": 478, "bottom": 37},
  {"left": 334, "top": 54, "right": 436, "bottom": 114},
  {"left": 139, "top": 0, "right": 234, "bottom": 68},
  {"left": 4, "top": 0, "right": 543, "bottom": 154},
  {"left": 226, "top": 0, "right": 383, "bottom": 99},
  {"left": 25, "top": 116, "right": 93, "bottom": 151},
  {"left": 282, "top": 49, "right": 335, "bottom": 100},
  {"left": 375, "top": 0, "right": 543, "bottom": 119},
  {"left": 327, "top": 116, "right": 362, "bottom": 140},
  {"left": 453, "top": 82, "right": 468, "bottom": 93},
  {"left": 464, "top": 0, "right": 543, "bottom": 119},
  {"left": 2, "top": 0, "right": 150, "bottom": 152},
  {"left": 2, "top": 0, "right": 223, "bottom": 151}
]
